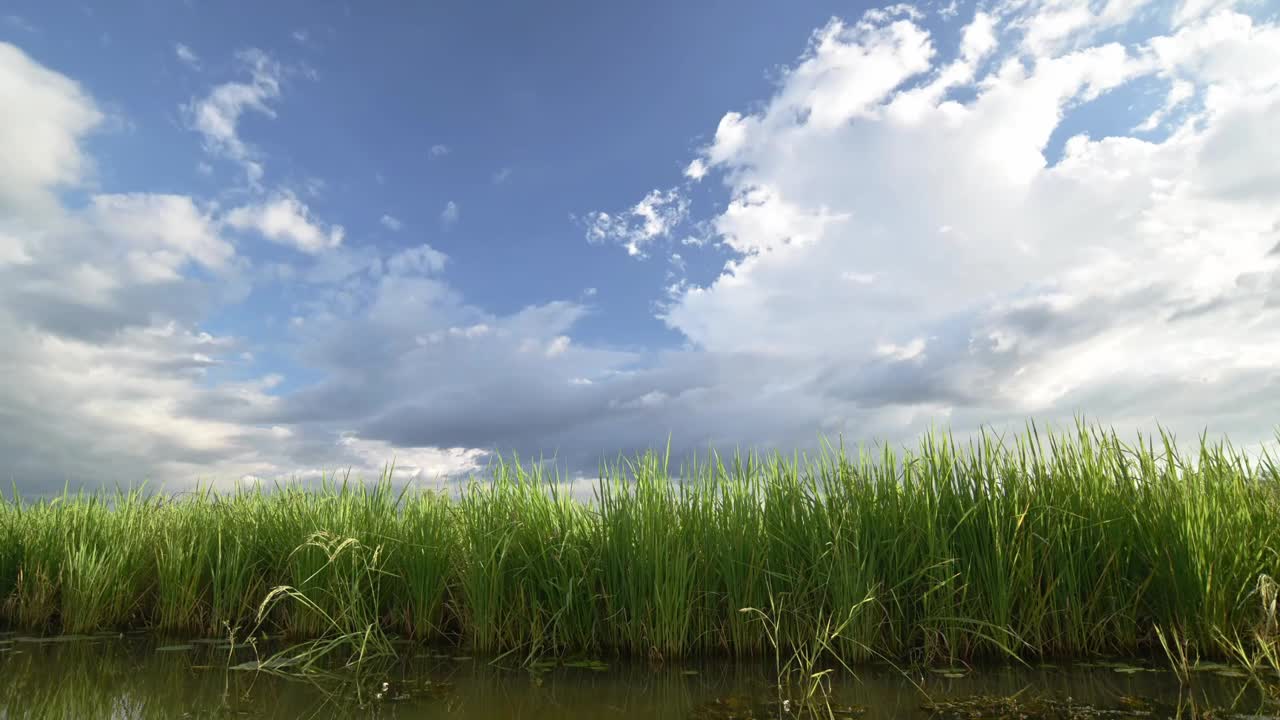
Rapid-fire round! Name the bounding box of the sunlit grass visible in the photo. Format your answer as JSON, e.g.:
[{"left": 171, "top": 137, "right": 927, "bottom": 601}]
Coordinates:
[{"left": 0, "top": 420, "right": 1277, "bottom": 668}]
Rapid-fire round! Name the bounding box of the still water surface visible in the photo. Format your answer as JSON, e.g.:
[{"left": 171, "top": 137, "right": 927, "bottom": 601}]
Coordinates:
[{"left": 0, "top": 632, "right": 1273, "bottom": 719}]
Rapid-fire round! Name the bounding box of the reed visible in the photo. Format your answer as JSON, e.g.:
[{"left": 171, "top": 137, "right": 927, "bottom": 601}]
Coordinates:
[{"left": 0, "top": 420, "right": 1277, "bottom": 667}]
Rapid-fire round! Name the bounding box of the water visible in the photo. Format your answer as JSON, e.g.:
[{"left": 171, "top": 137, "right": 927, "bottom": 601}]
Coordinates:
[{"left": 0, "top": 633, "right": 1273, "bottom": 719}]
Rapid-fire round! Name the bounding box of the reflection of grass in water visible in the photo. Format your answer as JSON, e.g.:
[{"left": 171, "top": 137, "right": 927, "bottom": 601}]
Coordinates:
[
  {"left": 0, "top": 639, "right": 241, "bottom": 719},
  {"left": 0, "top": 632, "right": 463, "bottom": 717},
  {"left": 0, "top": 636, "right": 1272, "bottom": 719},
  {"left": 0, "top": 420, "right": 1278, "bottom": 674}
]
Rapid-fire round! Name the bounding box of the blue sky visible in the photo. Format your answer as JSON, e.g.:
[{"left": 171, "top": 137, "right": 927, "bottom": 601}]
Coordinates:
[
  {"left": 6, "top": 0, "right": 882, "bottom": 355},
  {"left": 2, "top": 0, "right": 1280, "bottom": 493}
]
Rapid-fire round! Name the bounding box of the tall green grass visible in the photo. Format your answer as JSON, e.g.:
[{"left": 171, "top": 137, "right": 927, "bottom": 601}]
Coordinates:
[{"left": 0, "top": 421, "right": 1277, "bottom": 667}]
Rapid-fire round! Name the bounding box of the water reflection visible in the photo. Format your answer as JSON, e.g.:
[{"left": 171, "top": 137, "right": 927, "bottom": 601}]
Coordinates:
[{"left": 0, "top": 634, "right": 1272, "bottom": 719}]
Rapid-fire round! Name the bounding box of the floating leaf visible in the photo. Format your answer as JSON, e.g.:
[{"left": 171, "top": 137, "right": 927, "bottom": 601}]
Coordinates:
[{"left": 14, "top": 635, "right": 95, "bottom": 644}]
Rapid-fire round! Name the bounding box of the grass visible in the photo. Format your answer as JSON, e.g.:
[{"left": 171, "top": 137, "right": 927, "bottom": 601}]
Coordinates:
[{"left": 0, "top": 420, "right": 1278, "bottom": 671}]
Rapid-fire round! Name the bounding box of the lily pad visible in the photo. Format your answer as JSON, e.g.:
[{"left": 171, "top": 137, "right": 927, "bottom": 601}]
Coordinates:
[
  {"left": 14, "top": 635, "right": 95, "bottom": 644},
  {"left": 1111, "top": 664, "right": 1155, "bottom": 674}
]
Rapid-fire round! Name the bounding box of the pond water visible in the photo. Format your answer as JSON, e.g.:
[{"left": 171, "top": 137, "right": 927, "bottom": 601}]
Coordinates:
[{"left": 0, "top": 632, "right": 1274, "bottom": 719}]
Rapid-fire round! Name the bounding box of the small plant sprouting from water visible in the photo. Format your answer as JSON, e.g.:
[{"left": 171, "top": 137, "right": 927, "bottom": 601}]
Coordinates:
[
  {"left": 241, "top": 531, "right": 396, "bottom": 676},
  {"left": 1210, "top": 574, "right": 1280, "bottom": 703},
  {"left": 739, "top": 591, "right": 885, "bottom": 718}
]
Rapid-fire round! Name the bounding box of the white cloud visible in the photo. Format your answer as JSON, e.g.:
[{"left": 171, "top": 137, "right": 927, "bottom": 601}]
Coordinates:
[
  {"left": 546, "top": 335, "right": 571, "bottom": 357},
  {"left": 0, "top": 47, "right": 295, "bottom": 493},
  {"left": 0, "top": 42, "right": 103, "bottom": 215},
  {"left": 385, "top": 244, "right": 447, "bottom": 275},
  {"left": 440, "top": 200, "right": 459, "bottom": 228},
  {"left": 1133, "top": 78, "right": 1194, "bottom": 131},
  {"left": 224, "top": 192, "right": 345, "bottom": 253},
  {"left": 0, "top": 232, "right": 32, "bottom": 266},
  {"left": 332, "top": 433, "right": 487, "bottom": 487},
  {"left": 610, "top": 390, "right": 669, "bottom": 411},
  {"left": 841, "top": 270, "right": 877, "bottom": 284},
  {"left": 448, "top": 323, "right": 491, "bottom": 339},
  {"left": 583, "top": 187, "right": 690, "bottom": 258},
  {"left": 291, "top": 29, "right": 309, "bottom": 44},
  {"left": 184, "top": 49, "right": 282, "bottom": 187},
  {"left": 642, "top": 1, "right": 1280, "bottom": 446},
  {"left": 175, "top": 43, "right": 200, "bottom": 69},
  {"left": 90, "top": 193, "right": 235, "bottom": 275},
  {"left": 380, "top": 213, "right": 403, "bottom": 231},
  {"left": 875, "top": 337, "right": 928, "bottom": 362},
  {"left": 492, "top": 166, "right": 512, "bottom": 184},
  {"left": 430, "top": 144, "right": 450, "bottom": 157}
]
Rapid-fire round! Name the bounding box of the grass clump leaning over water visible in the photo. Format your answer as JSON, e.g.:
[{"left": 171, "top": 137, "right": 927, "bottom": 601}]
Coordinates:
[{"left": 0, "top": 421, "right": 1278, "bottom": 672}]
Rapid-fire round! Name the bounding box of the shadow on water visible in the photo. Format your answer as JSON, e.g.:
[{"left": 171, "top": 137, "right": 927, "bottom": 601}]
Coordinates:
[{"left": 0, "top": 632, "right": 1275, "bottom": 719}]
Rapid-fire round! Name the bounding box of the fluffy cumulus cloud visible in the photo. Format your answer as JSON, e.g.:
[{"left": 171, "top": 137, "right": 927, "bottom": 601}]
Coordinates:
[
  {"left": 5, "top": 0, "right": 1280, "bottom": 496},
  {"left": 595, "top": 0, "right": 1280, "bottom": 455},
  {"left": 0, "top": 43, "right": 298, "bottom": 488},
  {"left": 0, "top": 43, "right": 102, "bottom": 217},
  {"left": 0, "top": 42, "right": 481, "bottom": 494}
]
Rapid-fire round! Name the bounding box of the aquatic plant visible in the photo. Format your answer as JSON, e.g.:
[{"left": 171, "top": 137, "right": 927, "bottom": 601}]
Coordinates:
[{"left": 0, "top": 420, "right": 1277, "bottom": 669}]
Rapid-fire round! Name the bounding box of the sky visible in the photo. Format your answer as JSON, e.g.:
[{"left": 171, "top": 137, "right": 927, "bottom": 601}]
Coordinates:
[{"left": 2, "top": 0, "right": 1279, "bottom": 495}]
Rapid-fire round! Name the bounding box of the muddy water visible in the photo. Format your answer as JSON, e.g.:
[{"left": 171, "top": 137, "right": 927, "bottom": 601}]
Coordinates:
[{"left": 0, "top": 633, "right": 1273, "bottom": 719}]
